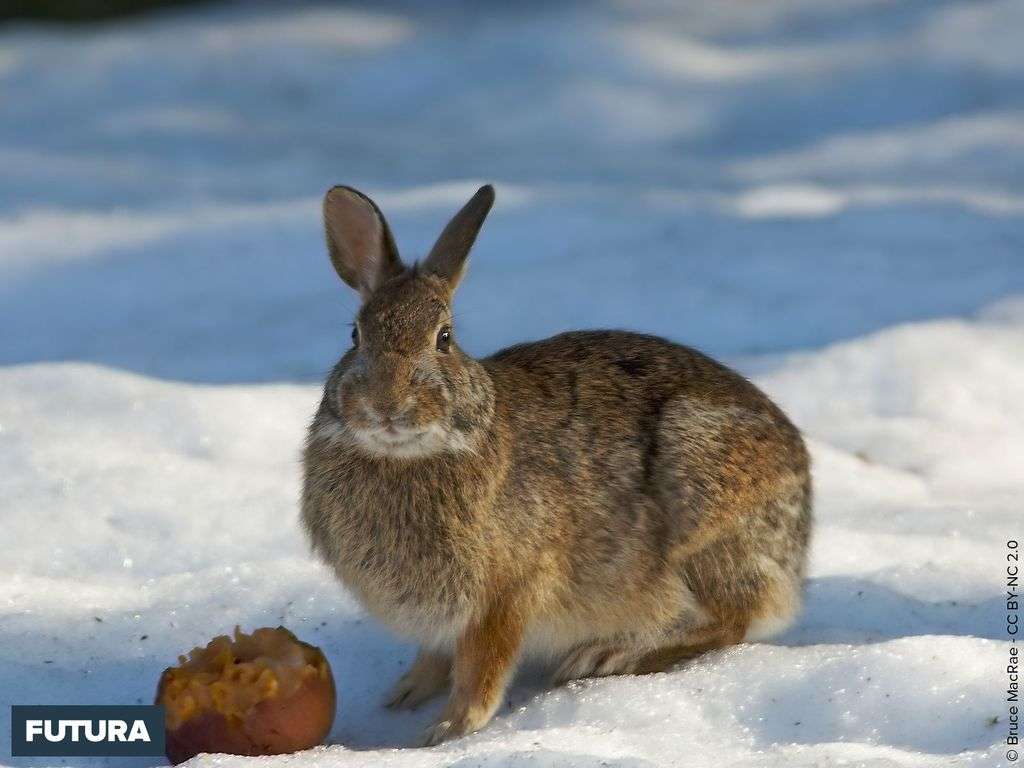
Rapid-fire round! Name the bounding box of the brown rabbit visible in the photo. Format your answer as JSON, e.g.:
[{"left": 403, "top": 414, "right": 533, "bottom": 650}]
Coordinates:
[{"left": 301, "top": 184, "right": 812, "bottom": 746}]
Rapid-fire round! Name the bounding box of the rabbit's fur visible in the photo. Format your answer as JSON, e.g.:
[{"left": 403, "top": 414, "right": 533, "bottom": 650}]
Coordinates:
[{"left": 301, "top": 185, "right": 812, "bottom": 746}]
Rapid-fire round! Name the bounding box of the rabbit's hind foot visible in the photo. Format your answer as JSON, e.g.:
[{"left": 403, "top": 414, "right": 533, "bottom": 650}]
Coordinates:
[
  {"left": 632, "top": 618, "right": 748, "bottom": 674},
  {"left": 552, "top": 642, "right": 639, "bottom": 684},
  {"left": 552, "top": 618, "right": 748, "bottom": 684}
]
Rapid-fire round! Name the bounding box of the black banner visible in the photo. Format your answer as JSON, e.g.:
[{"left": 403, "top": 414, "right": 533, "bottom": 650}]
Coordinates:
[{"left": 10, "top": 705, "right": 166, "bottom": 757}]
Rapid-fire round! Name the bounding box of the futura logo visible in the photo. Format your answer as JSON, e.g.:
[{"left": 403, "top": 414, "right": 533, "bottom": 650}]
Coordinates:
[
  {"left": 24, "top": 718, "right": 152, "bottom": 743},
  {"left": 11, "top": 705, "right": 166, "bottom": 757}
]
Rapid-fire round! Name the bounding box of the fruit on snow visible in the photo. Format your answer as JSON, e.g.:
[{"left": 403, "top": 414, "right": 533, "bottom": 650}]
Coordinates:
[{"left": 156, "top": 626, "right": 335, "bottom": 764}]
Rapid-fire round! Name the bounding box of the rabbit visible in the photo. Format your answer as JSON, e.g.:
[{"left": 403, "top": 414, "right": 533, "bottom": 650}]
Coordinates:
[{"left": 301, "top": 184, "right": 812, "bottom": 747}]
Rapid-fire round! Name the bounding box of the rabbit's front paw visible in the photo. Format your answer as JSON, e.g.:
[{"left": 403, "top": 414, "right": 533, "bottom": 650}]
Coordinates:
[
  {"left": 384, "top": 650, "right": 450, "bottom": 710},
  {"left": 421, "top": 718, "right": 460, "bottom": 747},
  {"left": 421, "top": 705, "right": 489, "bottom": 747},
  {"left": 384, "top": 673, "right": 445, "bottom": 711}
]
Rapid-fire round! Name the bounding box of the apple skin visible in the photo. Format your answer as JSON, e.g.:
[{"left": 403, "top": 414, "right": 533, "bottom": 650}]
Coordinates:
[{"left": 156, "top": 631, "right": 336, "bottom": 765}]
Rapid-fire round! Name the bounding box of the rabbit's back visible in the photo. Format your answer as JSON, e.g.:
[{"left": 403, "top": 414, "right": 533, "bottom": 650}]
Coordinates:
[{"left": 484, "top": 330, "right": 808, "bottom": 507}]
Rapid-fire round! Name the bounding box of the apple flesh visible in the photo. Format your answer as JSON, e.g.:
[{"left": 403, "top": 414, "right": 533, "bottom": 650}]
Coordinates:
[{"left": 156, "top": 626, "right": 336, "bottom": 764}]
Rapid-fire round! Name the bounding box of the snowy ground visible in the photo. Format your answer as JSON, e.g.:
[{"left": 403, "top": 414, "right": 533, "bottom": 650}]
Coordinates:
[{"left": 1, "top": 1, "right": 1022, "bottom": 767}]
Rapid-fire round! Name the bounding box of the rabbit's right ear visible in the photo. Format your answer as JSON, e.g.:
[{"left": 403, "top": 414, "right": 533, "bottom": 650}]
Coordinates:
[{"left": 323, "top": 186, "right": 405, "bottom": 300}]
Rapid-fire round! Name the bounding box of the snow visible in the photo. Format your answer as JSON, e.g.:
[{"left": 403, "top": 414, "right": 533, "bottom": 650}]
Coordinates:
[{"left": 0, "top": 1, "right": 1020, "bottom": 767}]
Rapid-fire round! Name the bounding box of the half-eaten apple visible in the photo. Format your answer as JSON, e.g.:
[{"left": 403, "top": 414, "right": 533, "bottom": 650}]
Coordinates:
[{"left": 156, "top": 626, "right": 336, "bottom": 764}]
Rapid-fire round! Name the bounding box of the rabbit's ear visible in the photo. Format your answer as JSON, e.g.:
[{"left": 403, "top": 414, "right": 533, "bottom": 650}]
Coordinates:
[
  {"left": 423, "top": 185, "right": 495, "bottom": 290},
  {"left": 323, "top": 186, "right": 404, "bottom": 300}
]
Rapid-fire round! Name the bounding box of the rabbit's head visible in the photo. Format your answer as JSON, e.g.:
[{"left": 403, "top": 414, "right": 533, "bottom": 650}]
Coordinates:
[{"left": 319, "top": 185, "right": 496, "bottom": 458}]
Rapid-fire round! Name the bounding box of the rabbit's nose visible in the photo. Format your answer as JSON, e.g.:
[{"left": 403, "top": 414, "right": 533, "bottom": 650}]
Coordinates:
[
  {"left": 370, "top": 396, "right": 396, "bottom": 420},
  {"left": 367, "top": 395, "right": 412, "bottom": 425}
]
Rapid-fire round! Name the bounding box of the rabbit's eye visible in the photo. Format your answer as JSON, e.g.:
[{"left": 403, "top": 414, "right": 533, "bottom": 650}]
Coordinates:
[
  {"left": 351, "top": 326, "right": 359, "bottom": 348},
  {"left": 436, "top": 326, "right": 452, "bottom": 353}
]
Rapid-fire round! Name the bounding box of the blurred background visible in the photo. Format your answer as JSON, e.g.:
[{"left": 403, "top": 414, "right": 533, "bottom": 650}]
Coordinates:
[{"left": 2, "top": 0, "right": 1021, "bottom": 383}]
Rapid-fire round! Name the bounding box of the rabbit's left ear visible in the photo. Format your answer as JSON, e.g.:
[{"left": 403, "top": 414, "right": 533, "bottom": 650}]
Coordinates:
[
  {"left": 423, "top": 185, "right": 495, "bottom": 291},
  {"left": 323, "top": 185, "right": 405, "bottom": 300}
]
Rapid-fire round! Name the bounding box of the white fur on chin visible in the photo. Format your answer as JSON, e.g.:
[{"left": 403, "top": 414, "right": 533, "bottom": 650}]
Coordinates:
[{"left": 313, "top": 418, "right": 475, "bottom": 458}]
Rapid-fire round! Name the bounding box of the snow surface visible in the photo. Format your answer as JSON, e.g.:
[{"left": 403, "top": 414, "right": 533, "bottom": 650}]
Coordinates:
[{"left": 1, "top": 1, "right": 1021, "bottom": 767}]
